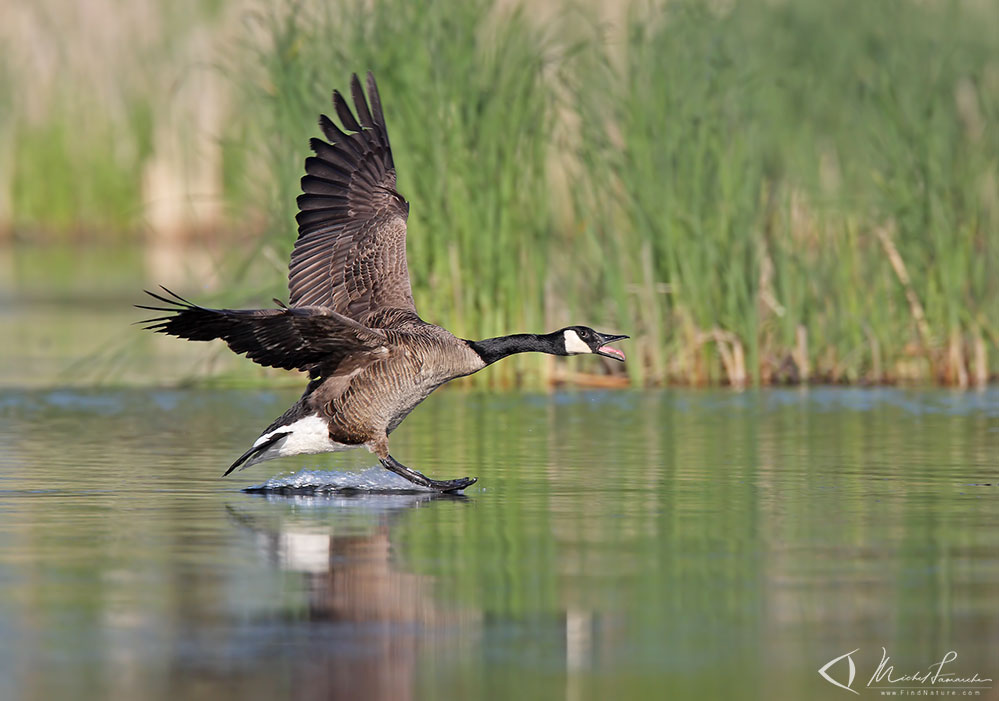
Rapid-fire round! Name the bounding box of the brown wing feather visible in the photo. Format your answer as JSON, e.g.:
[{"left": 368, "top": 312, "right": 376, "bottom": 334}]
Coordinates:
[
  {"left": 137, "top": 288, "right": 387, "bottom": 373},
  {"left": 290, "top": 72, "right": 416, "bottom": 326}
]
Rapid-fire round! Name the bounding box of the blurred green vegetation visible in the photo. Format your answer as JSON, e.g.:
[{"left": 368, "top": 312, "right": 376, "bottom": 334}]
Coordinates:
[
  {"left": 4, "top": 0, "right": 997, "bottom": 387},
  {"left": 569, "top": 0, "right": 999, "bottom": 386}
]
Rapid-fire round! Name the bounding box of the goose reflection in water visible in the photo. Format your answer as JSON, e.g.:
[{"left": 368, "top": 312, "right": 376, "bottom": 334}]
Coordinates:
[{"left": 225, "top": 492, "right": 479, "bottom": 700}]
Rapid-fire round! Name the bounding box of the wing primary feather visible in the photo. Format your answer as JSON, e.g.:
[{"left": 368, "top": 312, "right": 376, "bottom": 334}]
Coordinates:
[
  {"left": 157, "top": 285, "right": 197, "bottom": 305},
  {"left": 365, "top": 72, "right": 393, "bottom": 164},
  {"left": 304, "top": 156, "right": 351, "bottom": 182},
  {"left": 318, "top": 115, "right": 363, "bottom": 158},
  {"left": 140, "top": 288, "right": 189, "bottom": 308},
  {"left": 295, "top": 208, "right": 350, "bottom": 229},
  {"left": 301, "top": 175, "right": 347, "bottom": 196},
  {"left": 297, "top": 194, "right": 350, "bottom": 210},
  {"left": 309, "top": 139, "right": 356, "bottom": 172},
  {"left": 351, "top": 73, "right": 375, "bottom": 129},
  {"left": 333, "top": 89, "right": 363, "bottom": 132}
]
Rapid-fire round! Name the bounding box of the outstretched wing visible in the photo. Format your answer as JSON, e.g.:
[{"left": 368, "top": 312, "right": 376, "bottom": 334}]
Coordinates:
[
  {"left": 137, "top": 288, "right": 387, "bottom": 373},
  {"left": 290, "top": 72, "right": 416, "bottom": 326}
]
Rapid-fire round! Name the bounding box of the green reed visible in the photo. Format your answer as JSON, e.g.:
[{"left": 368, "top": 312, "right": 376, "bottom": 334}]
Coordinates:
[
  {"left": 568, "top": 0, "right": 998, "bottom": 386},
  {"left": 239, "top": 0, "right": 560, "bottom": 386},
  {"left": 5, "top": 0, "right": 997, "bottom": 386},
  {"left": 234, "top": 0, "right": 995, "bottom": 387}
]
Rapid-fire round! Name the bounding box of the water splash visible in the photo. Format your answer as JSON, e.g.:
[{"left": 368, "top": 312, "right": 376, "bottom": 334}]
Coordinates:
[{"left": 244, "top": 466, "right": 435, "bottom": 494}]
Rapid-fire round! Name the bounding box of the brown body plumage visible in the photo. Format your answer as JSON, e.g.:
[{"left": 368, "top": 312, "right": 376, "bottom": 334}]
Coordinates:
[{"left": 139, "top": 73, "right": 627, "bottom": 492}]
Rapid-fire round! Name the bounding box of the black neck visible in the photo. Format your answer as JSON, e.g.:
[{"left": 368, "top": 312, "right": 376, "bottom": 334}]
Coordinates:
[{"left": 467, "top": 332, "right": 563, "bottom": 366}]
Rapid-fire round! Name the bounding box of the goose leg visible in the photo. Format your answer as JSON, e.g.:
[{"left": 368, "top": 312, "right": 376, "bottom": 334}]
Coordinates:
[{"left": 379, "top": 455, "right": 477, "bottom": 493}]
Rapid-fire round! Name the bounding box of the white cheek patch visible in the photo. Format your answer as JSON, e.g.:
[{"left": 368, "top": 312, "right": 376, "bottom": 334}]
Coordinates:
[{"left": 563, "top": 329, "right": 592, "bottom": 355}]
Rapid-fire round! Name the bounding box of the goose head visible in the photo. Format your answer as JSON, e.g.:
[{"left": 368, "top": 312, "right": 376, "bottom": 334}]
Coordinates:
[{"left": 560, "top": 326, "right": 628, "bottom": 361}]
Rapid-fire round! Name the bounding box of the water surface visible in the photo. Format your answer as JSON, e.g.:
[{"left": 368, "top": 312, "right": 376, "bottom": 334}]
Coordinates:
[{"left": 0, "top": 387, "right": 996, "bottom": 700}]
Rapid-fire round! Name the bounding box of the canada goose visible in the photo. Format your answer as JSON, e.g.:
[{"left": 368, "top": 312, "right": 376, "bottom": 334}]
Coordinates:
[{"left": 139, "top": 72, "right": 627, "bottom": 492}]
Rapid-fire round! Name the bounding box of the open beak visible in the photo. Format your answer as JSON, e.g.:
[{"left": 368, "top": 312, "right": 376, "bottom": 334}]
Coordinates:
[{"left": 595, "top": 333, "right": 629, "bottom": 361}]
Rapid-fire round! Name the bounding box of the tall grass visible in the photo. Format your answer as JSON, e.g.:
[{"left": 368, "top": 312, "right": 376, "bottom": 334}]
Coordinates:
[
  {"left": 239, "top": 0, "right": 561, "bottom": 386},
  {"left": 568, "top": 0, "right": 999, "bottom": 386},
  {"left": 238, "top": 0, "right": 996, "bottom": 387},
  {"left": 5, "top": 0, "right": 997, "bottom": 387}
]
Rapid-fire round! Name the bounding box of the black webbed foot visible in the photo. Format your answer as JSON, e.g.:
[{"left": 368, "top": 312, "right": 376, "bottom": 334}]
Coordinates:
[{"left": 380, "top": 455, "right": 477, "bottom": 493}]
